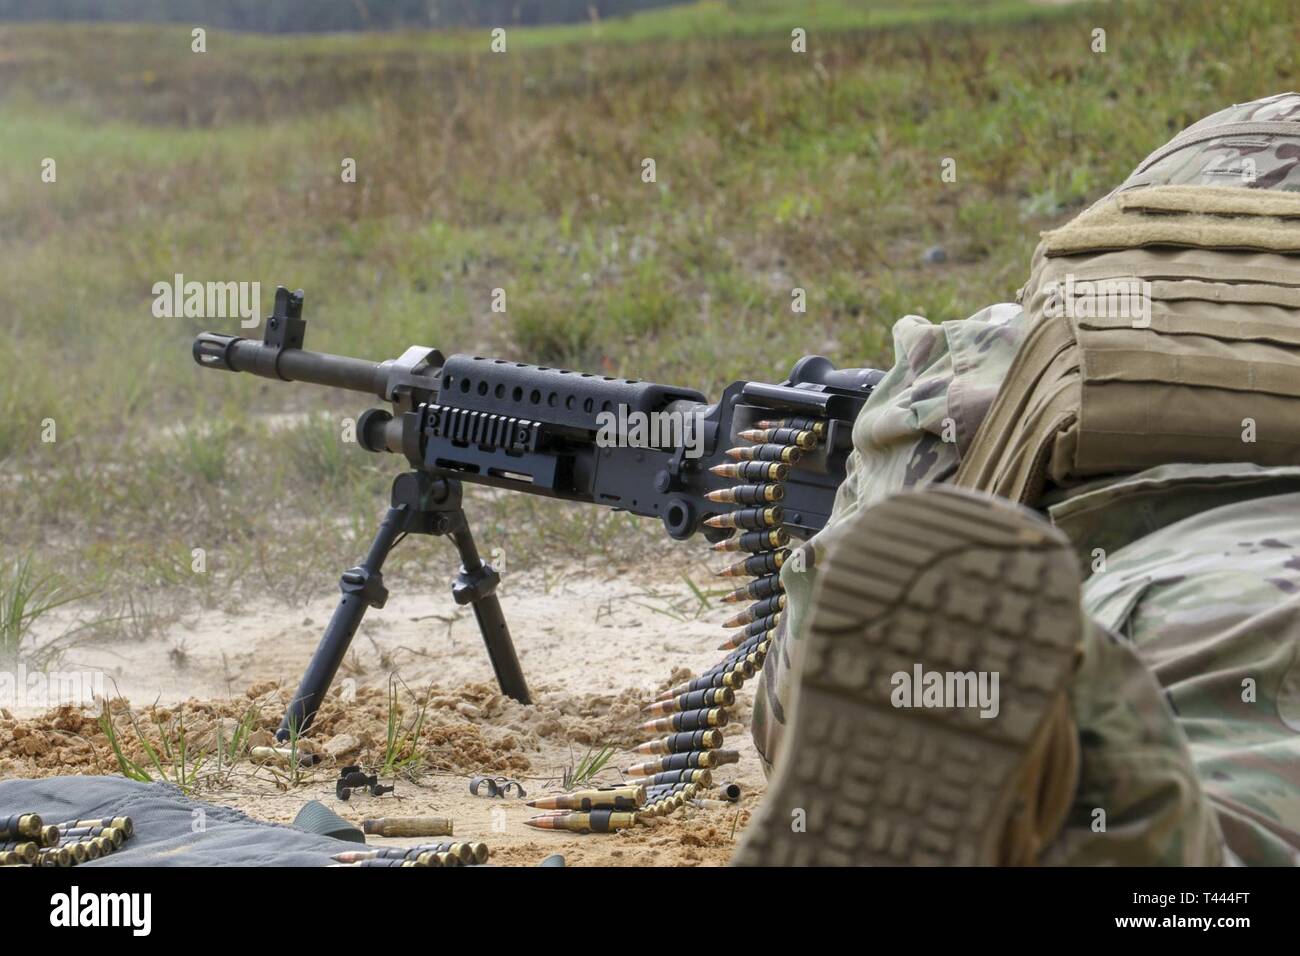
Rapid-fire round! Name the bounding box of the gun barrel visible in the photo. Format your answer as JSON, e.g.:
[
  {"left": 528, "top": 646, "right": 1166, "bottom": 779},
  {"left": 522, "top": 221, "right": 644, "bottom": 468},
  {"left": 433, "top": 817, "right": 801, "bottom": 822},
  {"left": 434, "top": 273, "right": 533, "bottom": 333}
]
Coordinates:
[{"left": 193, "top": 332, "right": 391, "bottom": 399}]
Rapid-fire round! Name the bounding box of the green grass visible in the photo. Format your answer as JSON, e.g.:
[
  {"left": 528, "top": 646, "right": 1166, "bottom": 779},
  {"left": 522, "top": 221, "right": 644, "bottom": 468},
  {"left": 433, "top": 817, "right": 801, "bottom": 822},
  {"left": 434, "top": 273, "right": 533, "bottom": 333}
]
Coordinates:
[
  {"left": 0, "top": 0, "right": 1295, "bottom": 629},
  {"left": 0, "top": 557, "right": 87, "bottom": 664},
  {"left": 380, "top": 676, "right": 435, "bottom": 778},
  {"left": 562, "top": 743, "right": 619, "bottom": 790}
]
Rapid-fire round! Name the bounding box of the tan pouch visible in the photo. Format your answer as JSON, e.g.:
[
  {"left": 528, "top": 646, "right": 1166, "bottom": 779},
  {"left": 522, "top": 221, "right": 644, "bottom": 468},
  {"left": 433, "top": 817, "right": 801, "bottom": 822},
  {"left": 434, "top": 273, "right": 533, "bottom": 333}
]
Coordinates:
[{"left": 955, "top": 186, "right": 1300, "bottom": 505}]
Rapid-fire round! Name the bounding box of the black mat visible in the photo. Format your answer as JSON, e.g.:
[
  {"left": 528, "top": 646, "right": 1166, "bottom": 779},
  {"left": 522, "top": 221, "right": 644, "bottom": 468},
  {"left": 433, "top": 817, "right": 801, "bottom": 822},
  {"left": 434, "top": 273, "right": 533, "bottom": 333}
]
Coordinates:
[{"left": 0, "top": 776, "right": 361, "bottom": 866}]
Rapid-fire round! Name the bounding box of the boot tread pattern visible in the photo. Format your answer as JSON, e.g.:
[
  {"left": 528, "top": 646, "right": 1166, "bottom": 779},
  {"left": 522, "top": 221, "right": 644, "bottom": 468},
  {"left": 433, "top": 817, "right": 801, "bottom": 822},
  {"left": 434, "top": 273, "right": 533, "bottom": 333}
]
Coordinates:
[{"left": 734, "top": 487, "right": 1081, "bottom": 867}]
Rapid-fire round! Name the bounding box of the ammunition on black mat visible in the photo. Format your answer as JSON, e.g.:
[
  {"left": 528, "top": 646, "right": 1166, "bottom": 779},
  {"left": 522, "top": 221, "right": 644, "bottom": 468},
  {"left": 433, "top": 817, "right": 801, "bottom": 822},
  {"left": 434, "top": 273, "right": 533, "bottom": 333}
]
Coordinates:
[
  {"left": 717, "top": 551, "right": 788, "bottom": 580},
  {"left": 725, "top": 443, "right": 801, "bottom": 464},
  {"left": 643, "top": 769, "right": 712, "bottom": 788},
  {"left": 60, "top": 825, "right": 125, "bottom": 848},
  {"left": 3, "top": 826, "right": 58, "bottom": 849},
  {"left": 721, "top": 574, "right": 784, "bottom": 605},
  {"left": 64, "top": 841, "right": 88, "bottom": 864},
  {"left": 55, "top": 816, "right": 134, "bottom": 839},
  {"left": 336, "top": 842, "right": 480, "bottom": 865},
  {"left": 523, "top": 810, "right": 638, "bottom": 833},
  {"left": 356, "top": 858, "right": 423, "bottom": 868},
  {"left": 710, "top": 528, "right": 790, "bottom": 554},
  {"left": 398, "top": 842, "right": 474, "bottom": 864},
  {"left": 526, "top": 785, "right": 646, "bottom": 812},
  {"left": 332, "top": 850, "right": 379, "bottom": 864},
  {"left": 336, "top": 852, "right": 448, "bottom": 867},
  {"left": 705, "top": 483, "right": 784, "bottom": 506},
  {"left": 406, "top": 842, "right": 483, "bottom": 864},
  {"left": 38, "top": 847, "right": 74, "bottom": 867},
  {"left": 0, "top": 814, "right": 43, "bottom": 842},
  {"left": 0, "top": 842, "right": 38, "bottom": 864},
  {"left": 704, "top": 505, "right": 784, "bottom": 531},
  {"left": 411, "top": 842, "right": 484, "bottom": 865},
  {"left": 641, "top": 686, "right": 734, "bottom": 716},
  {"left": 755, "top": 416, "right": 828, "bottom": 438},
  {"left": 708, "top": 461, "right": 790, "bottom": 483},
  {"left": 738, "top": 427, "right": 818, "bottom": 450},
  {"left": 639, "top": 706, "right": 729, "bottom": 735}
]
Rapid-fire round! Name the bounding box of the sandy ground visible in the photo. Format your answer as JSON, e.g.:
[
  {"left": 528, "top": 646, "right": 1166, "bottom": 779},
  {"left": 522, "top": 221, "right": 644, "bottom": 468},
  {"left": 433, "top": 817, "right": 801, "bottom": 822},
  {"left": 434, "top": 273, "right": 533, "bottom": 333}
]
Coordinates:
[{"left": 1, "top": 567, "right": 766, "bottom": 866}]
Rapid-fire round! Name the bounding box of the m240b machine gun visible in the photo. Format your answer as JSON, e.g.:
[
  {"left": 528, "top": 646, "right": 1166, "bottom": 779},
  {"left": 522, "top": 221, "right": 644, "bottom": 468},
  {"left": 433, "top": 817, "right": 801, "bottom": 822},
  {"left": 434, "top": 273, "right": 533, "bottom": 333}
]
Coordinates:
[{"left": 194, "top": 288, "right": 883, "bottom": 739}]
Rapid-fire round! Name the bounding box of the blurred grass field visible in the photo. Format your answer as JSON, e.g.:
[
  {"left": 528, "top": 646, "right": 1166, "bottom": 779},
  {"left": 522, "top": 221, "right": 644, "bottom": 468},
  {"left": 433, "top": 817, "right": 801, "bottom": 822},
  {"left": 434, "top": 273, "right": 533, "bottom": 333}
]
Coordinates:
[{"left": 0, "top": 0, "right": 1297, "bottom": 640}]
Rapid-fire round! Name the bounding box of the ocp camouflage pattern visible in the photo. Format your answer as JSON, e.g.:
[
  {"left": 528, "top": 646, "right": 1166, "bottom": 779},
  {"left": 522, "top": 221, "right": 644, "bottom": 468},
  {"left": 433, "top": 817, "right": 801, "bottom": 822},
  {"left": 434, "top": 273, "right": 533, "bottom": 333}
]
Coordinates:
[{"left": 752, "top": 92, "right": 1300, "bottom": 866}]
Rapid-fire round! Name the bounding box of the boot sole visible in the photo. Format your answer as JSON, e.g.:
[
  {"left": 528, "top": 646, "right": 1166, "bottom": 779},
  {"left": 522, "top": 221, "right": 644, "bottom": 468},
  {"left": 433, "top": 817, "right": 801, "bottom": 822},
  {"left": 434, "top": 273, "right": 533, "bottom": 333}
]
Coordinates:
[{"left": 732, "top": 486, "right": 1081, "bottom": 866}]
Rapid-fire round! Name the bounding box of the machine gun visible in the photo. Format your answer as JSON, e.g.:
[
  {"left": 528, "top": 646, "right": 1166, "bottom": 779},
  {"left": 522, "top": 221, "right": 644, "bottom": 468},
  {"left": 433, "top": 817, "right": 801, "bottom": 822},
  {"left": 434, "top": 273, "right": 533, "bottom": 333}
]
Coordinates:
[{"left": 193, "top": 287, "right": 883, "bottom": 740}]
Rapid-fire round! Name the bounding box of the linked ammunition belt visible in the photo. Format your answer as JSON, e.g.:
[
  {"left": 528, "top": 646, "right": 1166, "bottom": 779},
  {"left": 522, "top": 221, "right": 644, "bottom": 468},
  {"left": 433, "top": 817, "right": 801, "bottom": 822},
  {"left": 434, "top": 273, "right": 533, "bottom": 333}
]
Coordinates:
[
  {"left": 0, "top": 813, "right": 135, "bottom": 867},
  {"left": 330, "top": 841, "right": 491, "bottom": 867},
  {"left": 522, "top": 419, "right": 821, "bottom": 832}
]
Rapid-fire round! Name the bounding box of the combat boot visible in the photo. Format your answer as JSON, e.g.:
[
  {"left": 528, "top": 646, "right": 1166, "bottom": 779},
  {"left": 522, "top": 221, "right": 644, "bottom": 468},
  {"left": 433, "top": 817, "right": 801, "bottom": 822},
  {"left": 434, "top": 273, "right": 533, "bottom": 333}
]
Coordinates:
[{"left": 733, "top": 485, "right": 1081, "bottom": 865}]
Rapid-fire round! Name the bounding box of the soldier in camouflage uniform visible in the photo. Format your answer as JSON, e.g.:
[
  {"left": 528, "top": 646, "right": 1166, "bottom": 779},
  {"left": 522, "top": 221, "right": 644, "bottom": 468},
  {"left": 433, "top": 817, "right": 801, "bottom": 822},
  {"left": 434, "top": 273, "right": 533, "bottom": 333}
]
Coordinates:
[{"left": 738, "top": 93, "right": 1300, "bottom": 866}]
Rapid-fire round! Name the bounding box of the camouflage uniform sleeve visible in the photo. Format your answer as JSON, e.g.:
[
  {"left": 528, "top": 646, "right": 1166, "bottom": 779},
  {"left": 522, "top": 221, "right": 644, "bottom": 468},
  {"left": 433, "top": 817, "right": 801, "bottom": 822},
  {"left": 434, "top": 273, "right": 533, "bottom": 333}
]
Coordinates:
[
  {"left": 835, "top": 303, "right": 1026, "bottom": 519},
  {"left": 752, "top": 304, "right": 1026, "bottom": 770}
]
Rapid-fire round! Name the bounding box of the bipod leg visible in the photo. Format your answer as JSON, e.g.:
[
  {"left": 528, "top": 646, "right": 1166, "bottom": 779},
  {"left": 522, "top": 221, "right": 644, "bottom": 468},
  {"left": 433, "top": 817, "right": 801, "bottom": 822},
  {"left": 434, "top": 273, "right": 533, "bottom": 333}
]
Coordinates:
[
  {"left": 277, "top": 505, "right": 405, "bottom": 740},
  {"left": 448, "top": 519, "right": 531, "bottom": 704}
]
